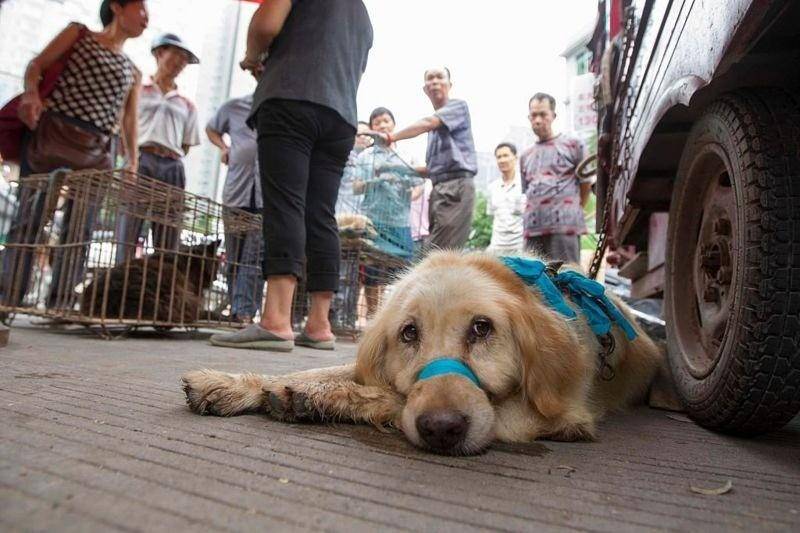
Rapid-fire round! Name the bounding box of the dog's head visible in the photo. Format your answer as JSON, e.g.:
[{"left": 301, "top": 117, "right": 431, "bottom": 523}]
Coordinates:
[{"left": 354, "top": 251, "right": 590, "bottom": 455}]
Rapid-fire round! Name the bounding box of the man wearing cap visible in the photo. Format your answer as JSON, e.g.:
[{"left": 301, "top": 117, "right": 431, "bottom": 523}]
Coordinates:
[{"left": 117, "top": 33, "right": 200, "bottom": 259}]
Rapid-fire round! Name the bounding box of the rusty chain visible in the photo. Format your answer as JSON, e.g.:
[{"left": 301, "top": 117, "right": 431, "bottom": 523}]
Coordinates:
[{"left": 588, "top": 7, "right": 638, "bottom": 280}]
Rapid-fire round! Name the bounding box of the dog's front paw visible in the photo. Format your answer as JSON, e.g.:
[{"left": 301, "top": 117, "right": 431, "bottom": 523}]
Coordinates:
[
  {"left": 264, "top": 385, "right": 318, "bottom": 422},
  {"left": 182, "top": 369, "right": 261, "bottom": 416},
  {"left": 545, "top": 421, "right": 597, "bottom": 442}
]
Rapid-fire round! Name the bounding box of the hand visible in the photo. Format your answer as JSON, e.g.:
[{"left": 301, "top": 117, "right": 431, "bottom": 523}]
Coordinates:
[
  {"left": 18, "top": 91, "right": 43, "bottom": 130},
  {"left": 366, "top": 131, "right": 391, "bottom": 147},
  {"left": 239, "top": 54, "right": 264, "bottom": 79},
  {"left": 219, "top": 146, "right": 230, "bottom": 165}
]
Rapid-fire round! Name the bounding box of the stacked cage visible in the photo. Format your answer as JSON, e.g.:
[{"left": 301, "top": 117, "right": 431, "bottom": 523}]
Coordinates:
[
  {"left": 0, "top": 169, "right": 262, "bottom": 335},
  {"left": 291, "top": 143, "right": 426, "bottom": 336}
]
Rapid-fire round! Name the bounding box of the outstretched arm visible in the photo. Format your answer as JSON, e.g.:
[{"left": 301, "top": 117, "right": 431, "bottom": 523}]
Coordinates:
[{"left": 375, "top": 115, "right": 443, "bottom": 145}]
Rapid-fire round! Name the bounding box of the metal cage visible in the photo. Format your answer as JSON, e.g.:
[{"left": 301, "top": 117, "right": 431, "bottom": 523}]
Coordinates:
[{"left": 0, "top": 169, "right": 263, "bottom": 335}]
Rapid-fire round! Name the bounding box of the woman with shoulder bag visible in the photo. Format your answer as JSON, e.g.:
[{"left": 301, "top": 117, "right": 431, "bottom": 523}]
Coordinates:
[{"left": 0, "top": 0, "right": 147, "bottom": 312}]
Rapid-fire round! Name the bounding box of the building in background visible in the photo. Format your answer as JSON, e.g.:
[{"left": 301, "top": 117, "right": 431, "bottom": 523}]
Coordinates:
[
  {"left": 560, "top": 25, "right": 597, "bottom": 153},
  {"left": 0, "top": 0, "right": 256, "bottom": 201}
]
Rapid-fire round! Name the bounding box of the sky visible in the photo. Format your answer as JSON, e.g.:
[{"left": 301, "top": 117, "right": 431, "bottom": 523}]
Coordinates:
[{"left": 357, "top": 0, "right": 597, "bottom": 160}]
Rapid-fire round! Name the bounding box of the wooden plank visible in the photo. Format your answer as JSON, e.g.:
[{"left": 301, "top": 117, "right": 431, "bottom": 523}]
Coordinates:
[
  {"left": 632, "top": 264, "right": 665, "bottom": 298},
  {"left": 648, "top": 212, "right": 669, "bottom": 271},
  {"left": 618, "top": 251, "right": 649, "bottom": 280}
]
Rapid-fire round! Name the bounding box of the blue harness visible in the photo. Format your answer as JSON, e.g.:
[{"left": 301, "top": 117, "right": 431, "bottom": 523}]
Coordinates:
[
  {"left": 499, "top": 256, "right": 637, "bottom": 341},
  {"left": 416, "top": 257, "right": 637, "bottom": 386}
]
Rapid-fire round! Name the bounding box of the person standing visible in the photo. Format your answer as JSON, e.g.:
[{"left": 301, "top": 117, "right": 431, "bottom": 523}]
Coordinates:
[
  {"left": 0, "top": 0, "right": 146, "bottom": 312},
  {"left": 409, "top": 177, "right": 432, "bottom": 258},
  {"left": 353, "top": 106, "right": 423, "bottom": 317},
  {"left": 520, "top": 92, "right": 590, "bottom": 264},
  {"left": 374, "top": 67, "right": 477, "bottom": 251},
  {"left": 206, "top": 94, "right": 264, "bottom": 324},
  {"left": 210, "top": 0, "right": 373, "bottom": 352},
  {"left": 487, "top": 142, "right": 525, "bottom": 253},
  {"left": 331, "top": 120, "right": 371, "bottom": 331},
  {"left": 117, "top": 32, "right": 200, "bottom": 260}
]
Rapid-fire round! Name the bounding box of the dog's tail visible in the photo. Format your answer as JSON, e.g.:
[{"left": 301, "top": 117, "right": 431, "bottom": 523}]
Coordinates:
[{"left": 182, "top": 369, "right": 267, "bottom": 416}]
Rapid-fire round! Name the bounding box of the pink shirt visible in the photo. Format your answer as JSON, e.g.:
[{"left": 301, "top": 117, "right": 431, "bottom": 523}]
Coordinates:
[{"left": 410, "top": 178, "right": 433, "bottom": 240}]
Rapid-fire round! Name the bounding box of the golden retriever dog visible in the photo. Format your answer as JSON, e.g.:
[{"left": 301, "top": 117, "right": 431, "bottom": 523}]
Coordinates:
[{"left": 182, "top": 251, "right": 662, "bottom": 455}]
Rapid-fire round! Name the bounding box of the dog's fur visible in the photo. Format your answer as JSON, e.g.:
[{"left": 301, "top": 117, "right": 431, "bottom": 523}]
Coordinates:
[
  {"left": 82, "top": 241, "right": 219, "bottom": 323},
  {"left": 183, "top": 251, "right": 662, "bottom": 455}
]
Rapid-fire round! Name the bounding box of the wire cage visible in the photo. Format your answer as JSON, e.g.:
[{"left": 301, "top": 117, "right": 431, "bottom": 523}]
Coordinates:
[
  {"left": 0, "top": 169, "right": 263, "bottom": 335},
  {"left": 290, "top": 143, "right": 428, "bottom": 337}
]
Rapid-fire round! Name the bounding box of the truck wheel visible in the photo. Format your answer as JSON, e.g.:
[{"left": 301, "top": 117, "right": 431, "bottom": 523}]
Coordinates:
[{"left": 665, "top": 88, "right": 800, "bottom": 435}]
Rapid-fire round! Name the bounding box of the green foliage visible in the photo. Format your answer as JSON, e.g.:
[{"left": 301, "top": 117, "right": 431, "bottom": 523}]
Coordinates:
[{"left": 467, "top": 192, "right": 492, "bottom": 250}]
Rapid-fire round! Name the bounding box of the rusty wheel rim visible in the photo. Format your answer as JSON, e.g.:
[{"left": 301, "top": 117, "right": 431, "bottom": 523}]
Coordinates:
[{"left": 672, "top": 145, "right": 739, "bottom": 379}]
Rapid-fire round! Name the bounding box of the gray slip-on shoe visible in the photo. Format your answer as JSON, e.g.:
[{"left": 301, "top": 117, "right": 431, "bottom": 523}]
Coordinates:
[
  {"left": 210, "top": 323, "right": 294, "bottom": 352},
  {"left": 294, "top": 331, "right": 335, "bottom": 351}
]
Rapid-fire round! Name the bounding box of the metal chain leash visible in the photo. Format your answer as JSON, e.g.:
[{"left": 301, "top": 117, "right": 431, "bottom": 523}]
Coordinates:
[{"left": 588, "top": 7, "right": 638, "bottom": 280}]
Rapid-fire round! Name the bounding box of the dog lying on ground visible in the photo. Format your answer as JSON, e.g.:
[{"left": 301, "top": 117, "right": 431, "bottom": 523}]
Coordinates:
[
  {"left": 82, "top": 241, "right": 219, "bottom": 323},
  {"left": 183, "top": 251, "right": 662, "bottom": 455}
]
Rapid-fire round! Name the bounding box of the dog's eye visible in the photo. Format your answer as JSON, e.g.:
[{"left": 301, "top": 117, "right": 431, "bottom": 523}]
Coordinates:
[
  {"left": 470, "top": 318, "right": 493, "bottom": 340},
  {"left": 400, "top": 323, "right": 419, "bottom": 343}
]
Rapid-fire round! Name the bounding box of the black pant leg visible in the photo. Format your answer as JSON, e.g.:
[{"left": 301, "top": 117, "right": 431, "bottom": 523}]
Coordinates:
[
  {"left": 256, "top": 100, "right": 316, "bottom": 281},
  {"left": 304, "top": 111, "right": 354, "bottom": 292}
]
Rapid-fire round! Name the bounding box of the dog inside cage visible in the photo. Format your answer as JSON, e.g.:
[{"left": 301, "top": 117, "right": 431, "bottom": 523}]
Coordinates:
[
  {"left": 0, "top": 169, "right": 261, "bottom": 331},
  {"left": 0, "top": 143, "right": 428, "bottom": 338}
]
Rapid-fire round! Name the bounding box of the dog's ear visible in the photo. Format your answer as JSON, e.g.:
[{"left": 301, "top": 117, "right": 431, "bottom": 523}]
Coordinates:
[
  {"left": 354, "top": 311, "right": 390, "bottom": 387},
  {"left": 513, "top": 291, "right": 590, "bottom": 419}
]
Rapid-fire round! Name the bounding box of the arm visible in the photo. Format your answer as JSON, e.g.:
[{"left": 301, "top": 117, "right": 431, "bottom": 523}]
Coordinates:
[
  {"left": 383, "top": 115, "right": 443, "bottom": 144},
  {"left": 240, "top": 0, "right": 293, "bottom": 75},
  {"left": 182, "top": 103, "right": 201, "bottom": 157},
  {"left": 205, "top": 126, "right": 230, "bottom": 164},
  {"left": 574, "top": 139, "right": 592, "bottom": 208},
  {"left": 486, "top": 188, "right": 497, "bottom": 216},
  {"left": 120, "top": 69, "right": 142, "bottom": 174},
  {"left": 580, "top": 183, "right": 592, "bottom": 208},
  {"left": 19, "top": 23, "right": 83, "bottom": 129}
]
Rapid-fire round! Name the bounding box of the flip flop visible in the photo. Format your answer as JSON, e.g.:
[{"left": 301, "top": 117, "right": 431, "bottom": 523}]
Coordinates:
[
  {"left": 209, "top": 323, "right": 294, "bottom": 352},
  {"left": 295, "top": 331, "right": 336, "bottom": 351}
]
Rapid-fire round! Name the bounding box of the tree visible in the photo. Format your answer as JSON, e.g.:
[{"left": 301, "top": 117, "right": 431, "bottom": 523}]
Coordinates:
[{"left": 467, "top": 192, "right": 492, "bottom": 250}]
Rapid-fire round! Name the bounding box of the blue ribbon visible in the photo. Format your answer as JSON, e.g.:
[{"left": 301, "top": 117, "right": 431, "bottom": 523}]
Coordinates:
[
  {"left": 418, "top": 358, "right": 481, "bottom": 387},
  {"left": 500, "top": 256, "right": 637, "bottom": 341}
]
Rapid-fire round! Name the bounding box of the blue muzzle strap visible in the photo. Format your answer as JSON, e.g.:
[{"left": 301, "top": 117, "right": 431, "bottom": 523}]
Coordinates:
[{"left": 417, "top": 358, "right": 481, "bottom": 388}]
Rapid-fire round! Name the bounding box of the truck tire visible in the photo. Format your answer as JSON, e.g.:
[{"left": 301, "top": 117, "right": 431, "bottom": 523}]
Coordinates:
[{"left": 665, "top": 88, "right": 800, "bottom": 435}]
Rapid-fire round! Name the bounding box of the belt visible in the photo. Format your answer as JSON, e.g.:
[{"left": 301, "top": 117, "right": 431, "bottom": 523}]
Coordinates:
[
  {"left": 140, "top": 144, "right": 182, "bottom": 160},
  {"left": 431, "top": 170, "right": 474, "bottom": 185}
]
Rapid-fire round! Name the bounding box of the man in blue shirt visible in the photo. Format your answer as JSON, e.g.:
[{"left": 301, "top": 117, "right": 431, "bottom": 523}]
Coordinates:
[
  {"left": 374, "top": 67, "right": 477, "bottom": 250},
  {"left": 206, "top": 94, "right": 264, "bottom": 324}
]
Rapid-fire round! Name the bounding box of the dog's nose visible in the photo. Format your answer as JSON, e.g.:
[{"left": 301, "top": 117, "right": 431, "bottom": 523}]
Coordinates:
[{"left": 416, "top": 410, "right": 469, "bottom": 451}]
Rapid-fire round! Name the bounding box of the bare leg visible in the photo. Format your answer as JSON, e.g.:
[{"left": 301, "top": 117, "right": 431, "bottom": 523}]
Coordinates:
[
  {"left": 182, "top": 364, "right": 403, "bottom": 426},
  {"left": 304, "top": 290, "right": 334, "bottom": 341},
  {"left": 259, "top": 274, "right": 295, "bottom": 339}
]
